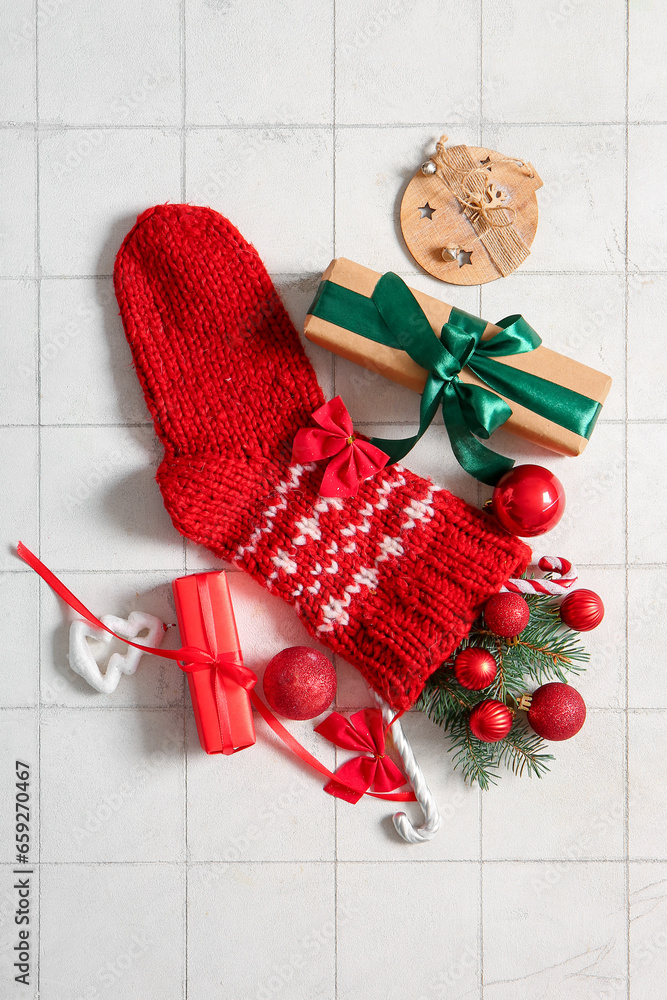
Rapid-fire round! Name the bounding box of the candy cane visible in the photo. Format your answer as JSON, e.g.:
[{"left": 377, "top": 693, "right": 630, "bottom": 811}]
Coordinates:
[
  {"left": 372, "top": 691, "right": 441, "bottom": 843},
  {"left": 501, "top": 556, "right": 577, "bottom": 596}
]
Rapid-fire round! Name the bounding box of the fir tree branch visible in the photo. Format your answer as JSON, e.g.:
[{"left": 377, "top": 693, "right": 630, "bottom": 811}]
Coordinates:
[
  {"left": 495, "top": 720, "right": 554, "bottom": 778},
  {"left": 448, "top": 717, "right": 501, "bottom": 791},
  {"left": 417, "top": 590, "right": 589, "bottom": 786}
]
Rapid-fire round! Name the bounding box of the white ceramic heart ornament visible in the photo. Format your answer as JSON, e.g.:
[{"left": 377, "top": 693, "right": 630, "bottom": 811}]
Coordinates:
[{"left": 68, "top": 611, "right": 164, "bottom": 693}]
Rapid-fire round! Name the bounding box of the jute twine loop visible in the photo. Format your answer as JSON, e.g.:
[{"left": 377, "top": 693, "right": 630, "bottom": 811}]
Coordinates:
[{"left": 430, "top": 135, "right": 535, "bottom": 277}]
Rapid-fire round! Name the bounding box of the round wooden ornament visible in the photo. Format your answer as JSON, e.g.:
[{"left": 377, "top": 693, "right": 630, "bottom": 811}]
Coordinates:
[{"left": 400, "top": 135, "right": 543, "bottom": 286}]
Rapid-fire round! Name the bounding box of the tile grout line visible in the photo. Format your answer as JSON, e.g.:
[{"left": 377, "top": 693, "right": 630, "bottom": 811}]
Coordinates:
[
  {"left": 0, "top": 560, "right": 652, "bottom": 570},
  {"left": 12, "top": 857, "right": 648, "bottom": 866},
  {"left": 332, "top": 5, "right": 338, "bottom": 1000},
  {"left": 183, "top": 641, "right": 188, "bottom": 1000},
  {"left": 179, "top": 6, "right": 188, "bottom": 999},
  {"left": 12, "top": 704, "right": 648, "bottom": 713},
  {"left": 0, "top": 567, "right": 233, "bottom": 576},
  {"left": 3, "top": 120, "right": 662, "bottom": 130},
  {"left": 478, "top": 15, "right": 486, "bottom": 992},
  {"left": 25, "top": 704, "right": 656, "bottom": 713},
  {"left": 331, "top": 0, "right": 337, "bottom": 403},
  {"left": 478, "top": 786, "right": 484, "bottom": 1000},
  {"left": 475, "top": 30, "right": 485, "bottom": 613},
  {"left": 0, "top": 417, "right": 654, "bottom": 430},
  {"left": 624, "top": 1, "right": 631, "bottom": 996},
  {"left": 180, "top": 0, "right": 186, "bottom": 206},
  {"left": 9, "top": 269, "right": 667, "bottom": 281},
  {"left": 34, "top": 0, "right": 42, "bottom": 993}
]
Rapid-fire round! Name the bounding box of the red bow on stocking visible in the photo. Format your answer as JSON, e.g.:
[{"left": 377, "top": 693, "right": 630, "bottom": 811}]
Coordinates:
[
  {"left": 314, "top": 708, "right": 407, "bottom": 804},
  {"left": 292, "top": 396, "right": 389, "bottom": 498}
]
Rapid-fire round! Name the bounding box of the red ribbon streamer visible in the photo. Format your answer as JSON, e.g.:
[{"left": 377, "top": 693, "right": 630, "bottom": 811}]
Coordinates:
[
  {"left": 16, "top": 541, "right": 255, "bottom": 688},
  {"left": 251, "top": 693, "right": 416, "bottom": 803},
  {"left": 17, "top": 542, "right": 415, "bottom": 804}
]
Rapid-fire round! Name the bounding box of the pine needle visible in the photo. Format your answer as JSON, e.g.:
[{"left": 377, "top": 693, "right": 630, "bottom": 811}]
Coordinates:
[{"left": 495, "top": 720, "right": 554, "bottom": 778}]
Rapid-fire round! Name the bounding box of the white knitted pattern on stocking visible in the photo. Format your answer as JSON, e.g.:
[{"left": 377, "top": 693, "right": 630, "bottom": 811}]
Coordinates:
[{"left": 237, "top": 464, "right": 442, "bottom": 640}]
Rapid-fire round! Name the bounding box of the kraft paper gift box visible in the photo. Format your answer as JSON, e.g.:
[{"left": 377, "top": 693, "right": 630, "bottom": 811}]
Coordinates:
[{"left": 304, "top": 258, "right": 612, "bottom": 458}]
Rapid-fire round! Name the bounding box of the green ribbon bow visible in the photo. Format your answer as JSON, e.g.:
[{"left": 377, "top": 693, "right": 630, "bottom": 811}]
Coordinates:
[{"left": 308, "top": 272, "right": 602, "bottom": 485}]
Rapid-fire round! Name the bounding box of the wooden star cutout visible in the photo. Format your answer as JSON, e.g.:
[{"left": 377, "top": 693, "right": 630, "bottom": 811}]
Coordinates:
[
  {"left": 456, "top": 249, "right": 473, "bottom": 267},
  {"left": 418, "top": 203, "right": 436, "bottom": 220}
]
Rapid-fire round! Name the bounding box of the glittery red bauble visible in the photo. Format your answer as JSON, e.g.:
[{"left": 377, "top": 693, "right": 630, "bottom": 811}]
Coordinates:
[
  {"left": 484, "top": 592, "right": 530, "bottom": 638},
  {"left": 527, "top": 682, "right": 586, "bottom": 741},
  {"left": 469, "top": 699, "right": 513, "bottom": 742},
  {"left": 560, "top": 589, "right": 605, "bottom": 632},
  {"left": 492, "top": 464, "right": 566, "bottom": 537},
  {"left": 263, "top": 646, "right": 337, "bottom": 720},
  {"left": 454, "top": 648, "right": 498, "bottom": 690}
]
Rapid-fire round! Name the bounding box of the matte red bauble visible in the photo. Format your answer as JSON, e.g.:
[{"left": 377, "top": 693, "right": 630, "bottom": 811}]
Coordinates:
[
  {"left": 469, "top": 699, "right": 513, "bottom": 742},
  {"left": 527, "top": 682, "right": 586, "bottom": 741},
  {"left": 263, "top": 646, "right": 337, "bottom": 720},
  {"left": 560, "top": 589, "right": 605, "bottom": 632},
  {"left": 454, "top": 648, "right": 498, "bottom": 690},
  {"left": 492, "top": 464, "right": 566, "bottom": 537},
  {"left": 484, "top": 592, "right": 530, "bottom": 638}
]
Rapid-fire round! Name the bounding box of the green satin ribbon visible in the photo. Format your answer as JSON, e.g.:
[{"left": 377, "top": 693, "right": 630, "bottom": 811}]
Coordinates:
[{"left": 308, "top": 273, "right": 602, "bottom": 485}]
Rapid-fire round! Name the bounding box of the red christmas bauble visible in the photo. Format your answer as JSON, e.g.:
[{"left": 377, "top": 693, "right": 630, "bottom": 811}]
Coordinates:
[
  {"left": 454, "top": 648, "right": 497, "bottom": 690},
  {"left": 492, "top": 464, "right": 566, "bottom": 537},
  {"left": 527, "top": 682, "right": 586, "bottom": 741},
  {"left": 263, "top": 646, "right": 337, "bottom": 720},
  {"left": 484, "top": 592, "right": 530, "bottom": 638},
  {"left": 469, "top": 699, "right": 513, "bottom": 742},
  {"left": 560, "top": 589, "right": 605, "bottom": 632}
]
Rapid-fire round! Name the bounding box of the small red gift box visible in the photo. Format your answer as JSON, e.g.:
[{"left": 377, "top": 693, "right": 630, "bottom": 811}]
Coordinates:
[{"left": 172, "top": 572, "right": 256, "bottom": 755}]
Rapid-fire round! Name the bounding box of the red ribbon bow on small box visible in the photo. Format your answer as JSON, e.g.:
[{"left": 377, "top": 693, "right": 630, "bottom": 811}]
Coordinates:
[
  {"left": 173, "top": 572, "right": 257, "bottom": 755},
  {"left": 17, "top": 542, "right": 257, "bottom": 756}
]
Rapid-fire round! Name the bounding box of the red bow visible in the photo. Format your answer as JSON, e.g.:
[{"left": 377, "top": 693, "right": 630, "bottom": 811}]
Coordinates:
[
  {"left": 292, "top": 396, "right": 389, "bottom": 498},
  {"left": 314, "top": 709, "right": 407, "bottom": 804}
]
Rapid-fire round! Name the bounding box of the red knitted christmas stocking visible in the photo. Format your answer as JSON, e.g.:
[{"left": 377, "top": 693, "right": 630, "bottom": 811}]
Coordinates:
[{"left": 114, "top": 205, "right": 530, "bottom": 710}]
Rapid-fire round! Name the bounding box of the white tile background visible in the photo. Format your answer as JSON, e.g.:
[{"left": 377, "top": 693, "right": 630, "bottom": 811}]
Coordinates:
[{"left": 0, "top": 0, "right": 665, "bottom": 997}]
